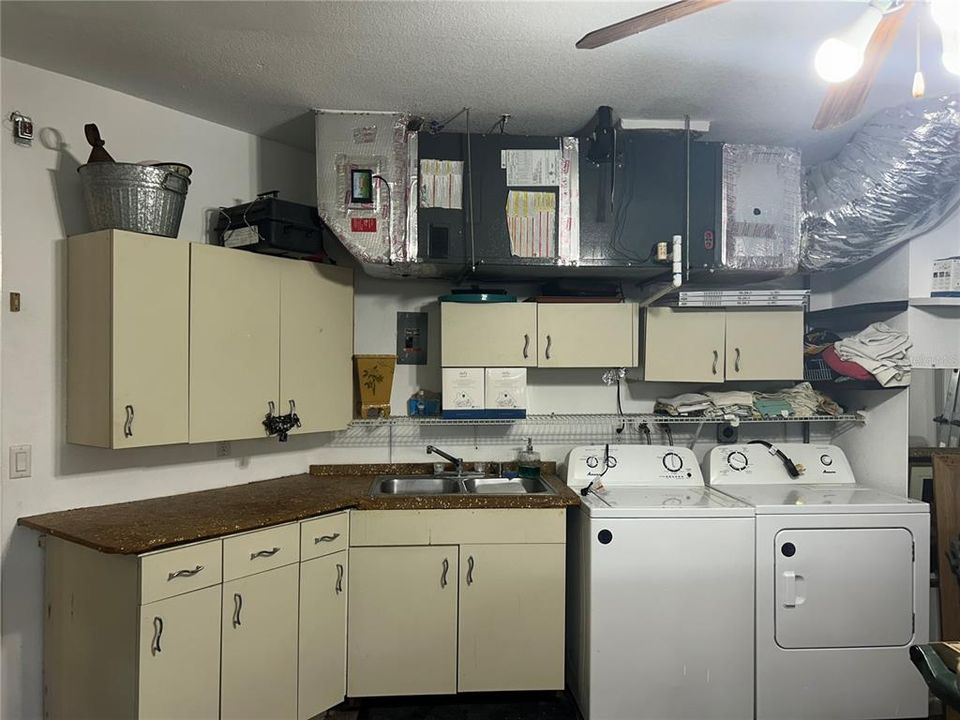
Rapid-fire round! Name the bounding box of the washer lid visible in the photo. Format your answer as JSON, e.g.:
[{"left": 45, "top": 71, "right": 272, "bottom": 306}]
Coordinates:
[
  {"left": 582, "top": 486, "right": 754, "bottom": 518},
  {"left": 713, "top": 484, "right": 928, "bottom": 514}
]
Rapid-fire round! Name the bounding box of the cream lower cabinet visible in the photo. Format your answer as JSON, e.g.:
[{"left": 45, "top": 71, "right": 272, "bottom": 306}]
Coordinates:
[
  {"left": 458, "top": 544, "right": 565, "bottom": 692},
  {"left": 347, "top": 545, "right": 459, "bottom": 697},
  {"left": 298, "top": 550, "right": 348, "bottom": 719},
  {"left": 138, "top": 586, "right": 222, "bottom": 720},
  {"left": 441, "top": 303, "right": 538, "bottom": 367},
  {"left": 538, "top": 303, "right": 639, "bottom": 368},
  {"left": 644, "top": 307, "right": 803, "bottom": 381},
  {"left": 221, "top": 563, "right": 299, "bottom": 720}
]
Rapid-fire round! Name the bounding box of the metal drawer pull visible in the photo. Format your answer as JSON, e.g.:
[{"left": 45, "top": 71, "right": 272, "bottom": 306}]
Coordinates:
[
  {"left": 167, "top": 565, "right": 204, "bottom": 581},
  {"left": 267, "top": 400, "right": 276, "bottom": 417},
  {"left": 289, "top": 399, "right": 297, "bottom": 415},
  {"left": 124, "top": 405, "right": 135, "bottom": 438},
  {"left": 232, "top": 593, "right": 243, "bottom": 628},
  {"left": 734, "top": 347, "right": 741, "bottom": 373},
  {"left": 250, "top": 546, "right": 281, "bottom": 560},
  {"left": 335, "top": 563, "right": 344, "bottom": 595},
  {"left": 712, "top": 350, "right": 719, "bottom": 375},
  {"left": 522, "top": 333, "right": 530, "bottom": 359},
  {"left": 151, "top": 616, "right": 163, "bottom": 655},
  {"left": 314, "top": 533, "right": 341, "bottom": 544},
  {"left": 441, "top": 558, "right": 449, "bottom": 588},
  {"left": 466, "top": 555, "right": 475, "bottom": 586},
  {"left": 545, "top": 334, "right": 552, "bottom": 360}
]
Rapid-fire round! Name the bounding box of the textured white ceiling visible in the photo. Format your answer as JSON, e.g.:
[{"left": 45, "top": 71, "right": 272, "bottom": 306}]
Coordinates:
[{"left": 2, "top": 0, "right": 959, "bottom": 162}]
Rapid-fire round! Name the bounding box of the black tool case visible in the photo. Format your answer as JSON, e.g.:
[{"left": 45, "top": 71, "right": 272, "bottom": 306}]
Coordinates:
[{"left": 215, "top": 192, "right": 329, "bottom": 258}]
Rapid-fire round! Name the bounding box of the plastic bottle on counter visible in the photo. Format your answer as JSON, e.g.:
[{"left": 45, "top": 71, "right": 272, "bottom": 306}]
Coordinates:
[{"left": 517, "top": 438, "right": 541, "bottom": 479}]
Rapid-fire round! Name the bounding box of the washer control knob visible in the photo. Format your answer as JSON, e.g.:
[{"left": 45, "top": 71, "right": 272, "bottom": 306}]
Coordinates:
[
  {"left": 662, "top": 452, "right": 684, "bottom": 473},
  {"left": 727, "top": 451, "right": 748, "bottom": 471},
  {"left": 606, "top": 456, "right": 618, "bottom": 469},
  {"left": 820, "top": 454, "right": 833, "bottom": 467},
  {"left": 586, "top": 456, "right": 599, "bottom": 468}
]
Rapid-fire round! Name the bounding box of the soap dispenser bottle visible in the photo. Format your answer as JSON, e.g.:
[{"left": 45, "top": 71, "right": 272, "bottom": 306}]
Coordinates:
[{"left": 517, "top": 437, "right": 541, "bottom": 479}]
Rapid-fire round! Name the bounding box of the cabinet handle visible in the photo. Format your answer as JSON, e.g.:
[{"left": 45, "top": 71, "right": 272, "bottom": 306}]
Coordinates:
[
  {"left": 335, "top": 563, "right": 344, "bottom": 595},
  {"left": 545, "top": 334, "right": 552, "bottom": 360},
  {"left": 266, "top": 400, "right": 276, "bottom": 417},
  {"left": 250, "top": 546, "right": 281, "bottom": 560},
  {"left": 441, "top": 558, "right": 449, "bottom": 588},
  {"left": 232, "top": 593, "right": 243, "bottom": 628},
  {"left": 123, "top": 405, "right": 135, "bottom": 438},
  {"left": 151, "top": 616, "right": 163, "bottom": 655},
  {"left": 466, "top": 555, "right": 475, "bottom": 586},
  {"left": 315, "top": 533, "right": 341, "bottom": 544},
  {"left": 734, "top": 347, "right": 741, "bottom": 373},
  {"left": 167, "top": 565, "right": 204, "bottom": 581},
  {"left": 712, "top": 350, "right": 719, "bottom": 375},
  {"left": 522, "top": 333, "right": 530, "bottom": 359}
]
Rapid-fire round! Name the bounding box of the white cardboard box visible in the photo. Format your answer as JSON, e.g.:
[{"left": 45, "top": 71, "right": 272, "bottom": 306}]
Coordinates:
[
  {"left": 442, "top": 368, "right": 484, "bottom": 416},
  {"left": 484, "top": 368, "right": 527, "bottom": 416},
  {"left": 932, "top": 257, "right": 960, "bottom": 296}
]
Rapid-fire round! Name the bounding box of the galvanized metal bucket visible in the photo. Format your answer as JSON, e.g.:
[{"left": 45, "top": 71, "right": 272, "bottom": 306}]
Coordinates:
[{"left": 78, "top": 162, "right": 191, "bottom": 238}]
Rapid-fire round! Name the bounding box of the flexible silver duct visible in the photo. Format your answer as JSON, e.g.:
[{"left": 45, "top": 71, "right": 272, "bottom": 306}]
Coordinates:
[{"left": 801, "top": 94, "right": 960, "bottom": 272}]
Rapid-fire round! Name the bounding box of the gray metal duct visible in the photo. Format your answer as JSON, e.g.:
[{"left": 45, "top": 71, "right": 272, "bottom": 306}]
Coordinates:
[{"left": 801, "top": 94, "right": 960, "bottom": 272}]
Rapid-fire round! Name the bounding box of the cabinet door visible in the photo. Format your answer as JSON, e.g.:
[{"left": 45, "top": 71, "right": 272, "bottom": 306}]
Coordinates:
[
  {"left": 441, "top": 303, "right": 537, "bottom": 367},
  {"left": 280, "top": 262, "right": 353, "bottom": 435},
  {"left": 138, "top": 585, "right": 220, "bottom": 720},
  {"left": 113, "top": 233, "right": 190, "bottom": 447},
  {"left": 190, "top": 244, "right": 281, "bottom": 442},
  {"left": 725, "top": 309, "right": 803, "bottom": 380},
  {"left": 643, "top": 307, "right": 726, "bottom": 382},
  {"left": 299, "top": 551, "right": 347, "bottom": 719},
  {"left": 458, "top": 544, "right": 565, "bottom": 692},
  {"left": 348, "top": 546, "right": 458, "bottom": 696},
  {"left": 221, "top": 564, "right": 299, "bottom": 720},
  {"left": 538, "top": 303, "right": 638, "bottom": 367}
]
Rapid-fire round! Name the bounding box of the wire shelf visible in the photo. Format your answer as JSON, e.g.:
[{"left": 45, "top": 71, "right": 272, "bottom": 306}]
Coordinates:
[{"left": 348, "top": 413, "right": 865, "bottom": 428}]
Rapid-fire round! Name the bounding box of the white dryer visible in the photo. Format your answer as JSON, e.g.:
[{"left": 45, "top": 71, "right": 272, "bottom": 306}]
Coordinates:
[
  {"left": 567, "top": 444, "right": 755, "bottom": 720},
  {"left": 705, "top": 442, "right": 930, "bottom": 720}
]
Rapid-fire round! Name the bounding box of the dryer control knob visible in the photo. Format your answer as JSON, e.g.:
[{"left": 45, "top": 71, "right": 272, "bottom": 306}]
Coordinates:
[
  {"left": 727, "top": 451, "right": 748, "bottom": 471},
  {"left": 586, "top": 456, "right": 599, "bottom": 468},
  {"left": 820, "top": 454, "right": 833, "bottom": 467},
  {"left": 662, "top": 452, "right": 684, "bottom": 472}
]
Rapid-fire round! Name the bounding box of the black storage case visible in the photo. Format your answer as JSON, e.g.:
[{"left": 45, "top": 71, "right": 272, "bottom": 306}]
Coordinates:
[{"left": 215, "top": 193, "right": 329, "bottom": 258}]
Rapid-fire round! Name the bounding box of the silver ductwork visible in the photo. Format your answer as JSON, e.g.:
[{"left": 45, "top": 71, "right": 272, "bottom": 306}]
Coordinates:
[{"left": 801, "top": 94, "right": 960, "bottom": 272}]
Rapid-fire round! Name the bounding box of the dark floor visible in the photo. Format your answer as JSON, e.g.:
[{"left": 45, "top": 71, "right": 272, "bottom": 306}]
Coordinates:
[{"left": 348, "top": 692, "right": 580, "bottom": 720}]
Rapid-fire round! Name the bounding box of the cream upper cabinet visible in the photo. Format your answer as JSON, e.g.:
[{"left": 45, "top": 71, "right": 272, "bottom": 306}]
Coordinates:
[
  {"left": 67, "top": 230, "right": 189, "bottom": 448},
  {"left": 458, "top": 544, "right": 565, "bottom": 692},
  {"left": 299, "top": 550, "right": 348, "bottom": 719},
  {"left": 725, "top": 309, "right": 804, "bottom": 381},
  {"left": 348, "top": 545, "right": 459, "bottom": 697},
  {"left": 537, "top": 303, "right": 640, "bottom": 368},
  {"left": 644, "top": 307, "right": 803, "bottom": 382},
  {"left": 190, "top": 244, "right": 281, "bottom": 442},
  {"left": 138, "top": 586, "right": 221, "bottom": 720},
  {"left": 221, "top": 563, "right": 299, "bottom": 720},
  {"left": 280, "top": 261, "right": 354, "bottom": 434},
  {"left": 643, "top": 307, "right": 726, "bottom": 382},
  {"left": 441, "top": 303, "right": 537, "bottom": 367}
]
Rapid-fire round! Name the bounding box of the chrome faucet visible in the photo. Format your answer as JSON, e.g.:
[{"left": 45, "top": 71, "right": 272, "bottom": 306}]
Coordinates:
[{"left": 426, "top": 445, "right": 463, "bottom": 476}]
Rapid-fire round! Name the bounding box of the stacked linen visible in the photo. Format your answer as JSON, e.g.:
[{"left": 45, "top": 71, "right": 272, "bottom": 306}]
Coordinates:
[
  {"left": 834, "top": 323, "right": 911, "bottom": 387},
  {"left": 654, "top": 393, "right": 714, "bottom": 417},
  {"left": 755, "top": 382, "right": 843, "bottom": 418},
  {"left": 704, "top": 390, "right": 758, "bottom": 419}
]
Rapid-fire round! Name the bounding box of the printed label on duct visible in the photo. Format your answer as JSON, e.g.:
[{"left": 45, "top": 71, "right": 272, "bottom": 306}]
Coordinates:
[
  {"left": 420, "top": 159, "right": 463, "bottom": 209},
  {"left": 353, "top": 125, "right": 378, "bottom": 144},
  {"left": 222, "top": 226, "right": 259, "bottom": 248},
  {"left": 501, "top": 149, "right": 561, "bottom": 187},
  {"left": 351, "top": 217, "right": 378, "bottom": 233},
  {"left": 506, "top": 190, "right": 556, "bottom": 258}
]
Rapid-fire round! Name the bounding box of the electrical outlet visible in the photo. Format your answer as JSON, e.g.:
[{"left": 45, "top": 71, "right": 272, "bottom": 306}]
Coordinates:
[
  {"left": 216, "top": 441, "right": 231, "bottom": 458},
  {"left": 9, "top": 444, "right": 32, "bottom": 478}
]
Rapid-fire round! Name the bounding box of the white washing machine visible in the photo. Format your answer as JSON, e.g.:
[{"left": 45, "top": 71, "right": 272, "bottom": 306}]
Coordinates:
[
  {"left": 566, "top": 444, "right": 755, "bottom": 720},
  {"left": 705, "top": 442, "right": 930, "bottom": 720}
]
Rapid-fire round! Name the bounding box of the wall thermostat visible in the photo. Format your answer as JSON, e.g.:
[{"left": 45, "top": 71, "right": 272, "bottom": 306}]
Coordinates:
[{"left": 350, "top": 168, "right": 373, "bottom": 204}]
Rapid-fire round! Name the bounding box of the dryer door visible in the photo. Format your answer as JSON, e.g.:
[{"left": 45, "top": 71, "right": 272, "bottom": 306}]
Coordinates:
[{"left": 774, "top": 527, "right": 915, "bottom": 649}]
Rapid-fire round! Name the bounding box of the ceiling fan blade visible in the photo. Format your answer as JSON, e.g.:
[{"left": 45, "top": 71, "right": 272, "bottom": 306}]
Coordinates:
[
  {"left": 576, "top": 0, "right": 730, "bottom": 50},
  {"left": 813, "top": 2, "right": 913, "bottom": 131}
]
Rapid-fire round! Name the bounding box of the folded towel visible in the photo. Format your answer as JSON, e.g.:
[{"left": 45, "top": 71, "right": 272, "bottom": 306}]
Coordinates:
[{"left": 834, "top": 323, "right": 911, "bottom": 387}]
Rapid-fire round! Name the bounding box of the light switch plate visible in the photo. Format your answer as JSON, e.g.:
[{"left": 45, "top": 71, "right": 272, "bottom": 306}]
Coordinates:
[{"left": 9, "top": 444, "right": 31, "bottom": 479}]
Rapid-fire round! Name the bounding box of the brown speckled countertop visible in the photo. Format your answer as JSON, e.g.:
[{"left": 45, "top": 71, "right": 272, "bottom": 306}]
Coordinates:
[{"left": 18, "top": 462, "right": 579, "bottom": 555}]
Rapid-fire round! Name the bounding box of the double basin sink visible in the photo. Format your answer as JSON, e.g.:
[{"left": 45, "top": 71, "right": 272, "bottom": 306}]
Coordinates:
[{"left": 371, "top": 474, "right": 555, "bottom": 496}]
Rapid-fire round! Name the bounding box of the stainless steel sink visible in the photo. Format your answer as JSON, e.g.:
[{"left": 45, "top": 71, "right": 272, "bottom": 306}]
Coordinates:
[
  {"left": 373, "top": 477, "right": 462, "bottom": 495},
  {"left": 370, "top": 475, "right": 555, "bottom": 497},
  {"left": 462, "top": 477, "right": 553, "bottom": 494}
]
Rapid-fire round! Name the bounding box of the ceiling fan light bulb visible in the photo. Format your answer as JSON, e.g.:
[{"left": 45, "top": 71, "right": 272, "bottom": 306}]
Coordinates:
[
  {"left": 815, "top": 38, "right": 864, "bottom": 82},
  {"left": 912, "top": 70, "right": 926, "bottom": 98}
]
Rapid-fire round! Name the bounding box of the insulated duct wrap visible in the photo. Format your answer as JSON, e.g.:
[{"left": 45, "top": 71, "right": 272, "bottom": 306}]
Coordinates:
[
  {"left": 801, "top": 94, "right": 960, "bottom": 272},
  {"left": 315, "top": 111, "right": 418, "bottom": 274}
]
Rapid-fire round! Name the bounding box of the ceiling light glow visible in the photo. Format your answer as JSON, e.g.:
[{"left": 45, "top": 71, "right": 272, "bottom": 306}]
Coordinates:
[{"left": 814, "top": 7, "right": 883, "bottom": 83}]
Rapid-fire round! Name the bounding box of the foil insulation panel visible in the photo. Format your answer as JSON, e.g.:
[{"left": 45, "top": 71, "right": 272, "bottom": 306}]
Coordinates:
[
  {"left": 801, "top": 94, "right": 960, "bottom": 272},
  {"left": 720, "top": 144, "right": 802, "bottom": 274}
]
